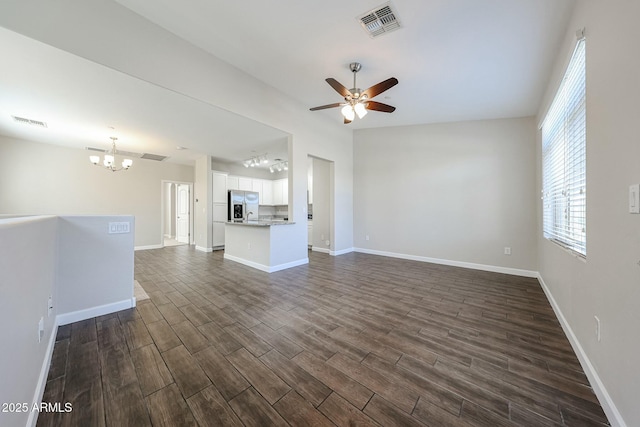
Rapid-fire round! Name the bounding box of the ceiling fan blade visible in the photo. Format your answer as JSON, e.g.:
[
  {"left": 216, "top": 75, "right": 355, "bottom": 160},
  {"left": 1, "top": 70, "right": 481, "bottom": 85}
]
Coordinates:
[
  {"left": 344, "top": 117, "right": 352, "bottom": 124},
  {"left": 326, "top": 78, "right": 352, "bottom": 98},
  {"left": 362, "top": 77, "right": 398, "bottom": 99},
  {"left": 310, "top": 102, "right": 343, "bottom": 111},
  {"left": 365, "top": 101, "right": 396, "bottom": 113}
]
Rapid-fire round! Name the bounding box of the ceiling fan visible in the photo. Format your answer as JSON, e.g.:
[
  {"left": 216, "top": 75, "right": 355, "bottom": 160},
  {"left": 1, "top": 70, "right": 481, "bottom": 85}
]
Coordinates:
[{"left": 310, "top": 62, "right": 398, "bottom": 124}]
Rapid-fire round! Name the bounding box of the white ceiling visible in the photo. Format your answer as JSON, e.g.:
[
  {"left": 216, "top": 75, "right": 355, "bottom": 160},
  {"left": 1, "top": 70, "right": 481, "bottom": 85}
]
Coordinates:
[
  {"left": 0, "top": 0, "right": 575, "bottom": 165},
  {"left": 115, "top": 0, "right": 575, "bottom": 128},
  {"left": 0, "top": 27, "right": 289, "bottom": 166}
]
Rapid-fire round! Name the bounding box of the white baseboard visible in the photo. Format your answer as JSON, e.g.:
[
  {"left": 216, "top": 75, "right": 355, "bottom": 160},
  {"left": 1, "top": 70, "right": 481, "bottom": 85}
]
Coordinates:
[
  {"left": 312, "top": 246, "right": 330, "bottom": 254},
  {"left": 27, "top": 318, "right": 59, "bottom": 427},
  {"left": 270, "top": 257, "right": 309, "bottom": 272},
  {"left": 331, "top": 247, "right": 354, "bottom": 256},
  {"left": 56, "top": 298, "right": 136, "bottom": 326},
  {"left": 134, "top": 244, "right": 163, "bottom": 251},
  {"left": 195, "top": 245, "right": 213, "bottom": 253},
  {"left": 223, "top": 253, "right": 309, "bottom": 273},
  {"left": 537, "top": 274, "right": 626, "bottom": 427},
  {"left": 353, "top": 247, "right": 538, "bottom": 278}
]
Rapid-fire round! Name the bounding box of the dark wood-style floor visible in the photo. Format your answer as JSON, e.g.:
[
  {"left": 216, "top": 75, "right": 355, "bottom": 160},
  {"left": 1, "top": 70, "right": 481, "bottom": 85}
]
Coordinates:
[{"left": 37, "top": 246, "right": 609, "bottom": 426}]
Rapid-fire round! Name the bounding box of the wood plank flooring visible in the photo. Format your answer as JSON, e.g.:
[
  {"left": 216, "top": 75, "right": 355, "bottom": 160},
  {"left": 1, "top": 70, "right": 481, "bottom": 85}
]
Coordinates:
[{"left": 37, "top": 246, "right": 609, "bottom": 426}]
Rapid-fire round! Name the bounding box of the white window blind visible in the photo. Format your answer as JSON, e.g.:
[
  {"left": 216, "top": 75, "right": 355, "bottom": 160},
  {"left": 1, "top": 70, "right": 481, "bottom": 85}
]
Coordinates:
[{"left": 542, "top": 38, "right": 586, "bottom": 257}]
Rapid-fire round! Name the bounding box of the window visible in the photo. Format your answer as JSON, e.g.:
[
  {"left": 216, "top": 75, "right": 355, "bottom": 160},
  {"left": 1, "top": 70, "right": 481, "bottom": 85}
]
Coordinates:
[{"left": 541, "top": 38, "right": 586, "bottom": 256}]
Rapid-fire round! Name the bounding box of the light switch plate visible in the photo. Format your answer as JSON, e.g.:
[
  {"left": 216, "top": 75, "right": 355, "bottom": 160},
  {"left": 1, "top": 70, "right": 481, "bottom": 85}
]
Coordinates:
[
  {"left": 629, "top": 184, "right": 640, "bottom": 214},
  {"left": 108, "top": 222, "right": 130, "bottom": 234}
]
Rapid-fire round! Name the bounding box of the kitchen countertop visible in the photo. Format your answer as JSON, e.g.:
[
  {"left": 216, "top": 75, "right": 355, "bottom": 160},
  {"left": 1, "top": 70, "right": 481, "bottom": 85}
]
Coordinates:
[{"left": 226, "top": 220, "right": 295, "bottom": 227}]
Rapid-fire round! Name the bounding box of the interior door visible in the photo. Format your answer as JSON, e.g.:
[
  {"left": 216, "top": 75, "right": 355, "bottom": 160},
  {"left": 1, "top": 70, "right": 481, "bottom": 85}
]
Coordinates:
[{"left": 176, "top": 184, "right": 190, "bottom": 243}]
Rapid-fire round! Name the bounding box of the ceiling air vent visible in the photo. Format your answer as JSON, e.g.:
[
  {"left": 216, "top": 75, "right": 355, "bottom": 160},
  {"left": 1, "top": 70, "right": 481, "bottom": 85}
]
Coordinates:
[
  {"left": 358, "top": 2, "right": 401, "bottom": 38},
  {"left": 85, "top": 147, "right": 142, "bottom": 158},
  {"left": 141, "top": 153, "right": 168, "bottom": 162},
  {"left": 12, "top": 115, "right": 48, "bottom": 128}
]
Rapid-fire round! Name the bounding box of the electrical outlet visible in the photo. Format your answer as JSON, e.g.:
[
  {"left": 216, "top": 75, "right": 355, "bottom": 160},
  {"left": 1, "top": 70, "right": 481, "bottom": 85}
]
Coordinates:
[
  {"left": 366, "top": 235, "right": 370, "bottom": 241},
  {"left": 48, "top": 296, "right": 53, "bottom": 317},
  {"left": 325, "top": 240, "right": 330, "bottom": 246},
  {"left": 504, "top": 247, "right": 512, "bottom": 255},
  {"left": 247, "top": 242, "right": 251, "bottom": 250},
  {"left": 595, "top": 316, "right": 601, "bottom": 341}
]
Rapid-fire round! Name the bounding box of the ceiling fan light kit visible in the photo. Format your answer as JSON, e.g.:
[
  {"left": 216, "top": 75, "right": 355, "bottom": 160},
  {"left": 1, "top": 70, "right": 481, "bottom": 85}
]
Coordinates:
[{"left": 310, "top": 62, "right": 398, "bottom": 124}]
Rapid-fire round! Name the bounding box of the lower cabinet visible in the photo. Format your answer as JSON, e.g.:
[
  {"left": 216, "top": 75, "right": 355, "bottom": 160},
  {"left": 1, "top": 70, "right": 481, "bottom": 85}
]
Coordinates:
[
  {"left": 212, "top": 222, "right": 225, "bottom": 248},
  {"left": 212, "top": 202, "right": 227, "bottom": 249}
]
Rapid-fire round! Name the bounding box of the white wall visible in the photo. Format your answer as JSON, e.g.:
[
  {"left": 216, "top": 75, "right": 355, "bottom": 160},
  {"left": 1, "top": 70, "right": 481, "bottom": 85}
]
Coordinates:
[
  {"left": 537, "top": 2, "right": 640, "bottom": 425},
  {"left": 0, "top": 0, "right": 354, "bottom": 257},
  {"left": 0, "top": 216, "right": 57, "bottom": 427},
  {"left": 354, "top": 117, "right": 537, "bottom": 274},
  {"left": 194, "top": 155, "right": 212, "bottom": 250},
  {"left": 0, "top": 214, "right": 135, "bottom": 427},
  {"left": 56, "top": 215, "right": 135, "bottom": 321},
  {"left": 0, "top": 135, "right": 193, "bottom": 248}
]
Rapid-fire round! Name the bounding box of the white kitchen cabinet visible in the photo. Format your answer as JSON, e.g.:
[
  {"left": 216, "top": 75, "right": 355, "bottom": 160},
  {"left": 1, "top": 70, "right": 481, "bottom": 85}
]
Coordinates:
[
  {"left": 271, "top": 178, "right": 289, "bottom": 206},
  {"left": 211, "top": 171, "right": 228, "bottom": 203},
  {"left": 252, "top": 179, "right": 263, "bottom": 203},
  {"left": 212, "top": 221, "right": 225, "bottom": 248},
  {"left": 227, "top": 176, "right": 239, "bottom": 190},
  {"left": 226, "top": 176, "right": 286, "bottom": 206},
  {"left": 272, "top": 179, "right": 283, "bottom": 205},
  {"left": 212, "top": 203, "right": 227, "bottom": 222},
  {"left": 261, "top": 179, "right": 273, "bottom": 205},
  {"left": 239, "top": 177, "right": 253, "bottom": 191},
  {"left": 281, "top": 178, "right": 289, "bottom": 205}
]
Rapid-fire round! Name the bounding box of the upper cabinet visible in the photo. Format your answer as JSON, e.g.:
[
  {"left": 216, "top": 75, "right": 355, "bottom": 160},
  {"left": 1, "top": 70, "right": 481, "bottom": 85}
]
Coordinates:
[
  {"left": 251, "top": 180, "right": 263, "bottom": 204},
  {"left": 272, "top": 178, "right": 288, "bottom": 205},
  {"left": 227, "top": 176, "right": 239, "bottom": 191},
  {"left": 281, "top": 179, "right": 288, "bottom": 205},
  {"left": 262, "top": 180, "right": 273, "bottom": 205},
  {"left": 227, "top": 175, "right": 288, "bottom": 206},
  {"left": 238, "top": 177, "right": 252, "bottom": 191},
  {"left": 211, "top": 171, "right": 228, "bottom": 204},
  {"left": 272, "top": 179, "right": 283, "bottom": 205}
]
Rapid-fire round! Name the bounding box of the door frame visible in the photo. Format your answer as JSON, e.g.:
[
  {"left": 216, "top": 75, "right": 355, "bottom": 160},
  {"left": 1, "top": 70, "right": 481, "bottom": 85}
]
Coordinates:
[
  {"left": 160, "top": 180, "right": 194, "bottom": 247},
  {"left": 307, "top": 154, "right": 335, "bottom": 255}
]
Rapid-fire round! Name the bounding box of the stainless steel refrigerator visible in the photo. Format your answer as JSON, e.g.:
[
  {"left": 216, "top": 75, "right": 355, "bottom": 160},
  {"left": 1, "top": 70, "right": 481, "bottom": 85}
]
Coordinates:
[{"left": 228, "top": 190, "right": 259, "bottom": 221}]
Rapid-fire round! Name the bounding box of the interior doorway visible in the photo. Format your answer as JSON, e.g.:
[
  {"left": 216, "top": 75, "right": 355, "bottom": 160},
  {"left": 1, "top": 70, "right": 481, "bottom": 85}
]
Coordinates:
[
  {"left": 162, "top": 181, "right": 193, "bottom": 247},
  {"left": 176, "top": 184, "right": 190, "bottom": 244},
  {"left": 307, "top": 155, "right": 334, "bottom": 255}
]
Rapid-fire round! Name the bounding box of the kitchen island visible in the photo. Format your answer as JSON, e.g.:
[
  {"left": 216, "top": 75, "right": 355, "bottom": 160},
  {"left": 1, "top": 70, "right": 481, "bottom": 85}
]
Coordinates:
[{"left": 224, "top": 220, "right": 308, "bottom": 272}]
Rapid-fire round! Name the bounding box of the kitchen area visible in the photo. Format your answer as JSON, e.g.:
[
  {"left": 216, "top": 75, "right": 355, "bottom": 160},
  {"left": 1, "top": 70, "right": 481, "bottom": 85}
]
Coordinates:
[{"left": 204, "top": 152, "right": 329, "bottom": 273}]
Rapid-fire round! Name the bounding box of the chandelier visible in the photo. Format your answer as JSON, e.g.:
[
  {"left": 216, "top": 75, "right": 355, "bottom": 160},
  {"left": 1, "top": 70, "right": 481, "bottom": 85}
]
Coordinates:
[{"left": 89, "top": 137, "right": 133, "bottom": 172}]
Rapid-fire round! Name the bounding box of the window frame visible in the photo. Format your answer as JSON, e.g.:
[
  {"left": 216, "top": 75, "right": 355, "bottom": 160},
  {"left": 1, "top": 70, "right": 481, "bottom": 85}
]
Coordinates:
[{"left": 541, "top": 37, "right": 587, "bottom": 258}]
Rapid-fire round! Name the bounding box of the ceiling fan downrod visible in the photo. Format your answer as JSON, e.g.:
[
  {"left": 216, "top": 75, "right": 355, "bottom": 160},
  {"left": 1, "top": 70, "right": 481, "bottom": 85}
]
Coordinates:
[{"left": 349, "top": 62, "right": 362, "bottom": 99}]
